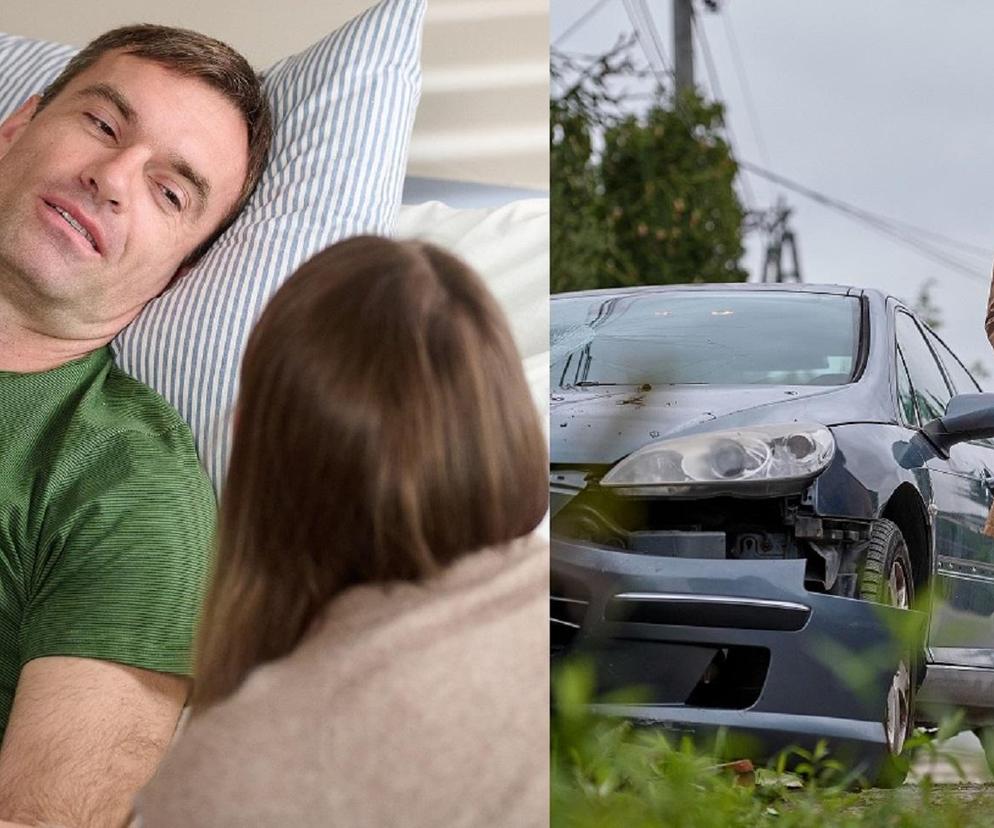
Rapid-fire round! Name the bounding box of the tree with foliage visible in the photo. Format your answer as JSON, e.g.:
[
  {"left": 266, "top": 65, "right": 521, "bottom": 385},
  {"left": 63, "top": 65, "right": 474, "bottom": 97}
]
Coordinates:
[
  {"left": 549, "top": 96, "right": 615, "bottom": 293},
  {"left": 551, "top": 44, "right": 747, "bottom": 294},
  {"left": 912, "top": 278, "right": 990, "bottom": 381},
  {"left": 913, "top": 278, "right": 943, "bottom": 329}
]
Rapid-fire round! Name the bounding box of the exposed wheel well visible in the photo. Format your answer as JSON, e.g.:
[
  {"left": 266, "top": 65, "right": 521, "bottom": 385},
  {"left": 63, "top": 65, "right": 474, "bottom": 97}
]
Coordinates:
[{"left": 881, "top": 484, "right": 931, "bottom": 594}]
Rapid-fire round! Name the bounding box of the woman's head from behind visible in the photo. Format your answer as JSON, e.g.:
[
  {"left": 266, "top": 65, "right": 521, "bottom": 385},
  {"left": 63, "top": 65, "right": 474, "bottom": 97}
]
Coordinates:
[{"left": 194, "top": 236, "right": 547, "bottom": 707}]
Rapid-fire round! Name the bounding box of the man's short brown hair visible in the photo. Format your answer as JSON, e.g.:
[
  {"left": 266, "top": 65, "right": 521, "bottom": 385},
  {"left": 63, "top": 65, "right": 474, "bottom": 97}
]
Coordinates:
[{"left": 37, "top": 24, "right": 273, "bottom": 264}]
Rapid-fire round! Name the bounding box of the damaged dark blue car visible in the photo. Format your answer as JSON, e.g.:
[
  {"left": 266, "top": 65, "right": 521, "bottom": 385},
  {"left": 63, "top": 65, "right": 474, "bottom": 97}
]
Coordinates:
[{"left": 550, "top": 283, "right": 994, "bottom": 785}]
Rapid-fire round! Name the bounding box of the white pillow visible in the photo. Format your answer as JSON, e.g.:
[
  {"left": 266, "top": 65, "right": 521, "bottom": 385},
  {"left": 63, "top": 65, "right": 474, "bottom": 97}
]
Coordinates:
[
  {"left": 0, "top": 0, "right": 425, "bottom": 492},
  {"left": 393, "top": 198, "right": 550, "bottom": 428}
]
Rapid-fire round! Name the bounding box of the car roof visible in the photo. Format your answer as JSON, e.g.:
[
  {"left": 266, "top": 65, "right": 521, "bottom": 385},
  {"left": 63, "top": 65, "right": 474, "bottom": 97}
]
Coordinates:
[{"left": 553, "top": 282, "right": 894, "bottom": 304}]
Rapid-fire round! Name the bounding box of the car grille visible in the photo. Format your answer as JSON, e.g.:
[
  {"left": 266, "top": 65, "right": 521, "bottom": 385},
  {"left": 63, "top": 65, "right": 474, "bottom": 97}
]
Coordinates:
[{"left": 587, "top": 641, "right": 771, "bottom": 709}]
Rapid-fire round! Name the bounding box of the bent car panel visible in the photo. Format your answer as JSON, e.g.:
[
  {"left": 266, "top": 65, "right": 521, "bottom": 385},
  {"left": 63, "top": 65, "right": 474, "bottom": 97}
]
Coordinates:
[
  {"left": 809, "top": 423, "right": 931, "bottom": 520},
  {"left": 552, "top": 535, "right": 922, "bottom": 766},
  {"left": 550, "top": 281, "right": 994, "bottom": 767}
]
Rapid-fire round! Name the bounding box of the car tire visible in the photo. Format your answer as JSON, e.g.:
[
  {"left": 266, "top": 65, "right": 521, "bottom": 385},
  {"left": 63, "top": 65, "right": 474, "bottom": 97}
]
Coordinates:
[
  {"left": 858, "top": 518, "right": 916, "bottom": 788},
  {"left": 974, "top": 728, "right": 994, "bottom": 778}
]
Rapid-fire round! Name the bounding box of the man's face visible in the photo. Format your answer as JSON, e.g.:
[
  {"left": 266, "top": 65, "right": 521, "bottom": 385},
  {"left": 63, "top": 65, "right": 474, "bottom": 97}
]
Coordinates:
[{"left": 0, "top": 51, "right": 249, "bottom": 338}]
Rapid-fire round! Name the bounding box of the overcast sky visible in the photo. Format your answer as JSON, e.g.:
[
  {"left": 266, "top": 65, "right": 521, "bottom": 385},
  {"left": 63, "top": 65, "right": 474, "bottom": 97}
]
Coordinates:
[{"left": 551, "top": 0, "right": 994, "bottom": 386}]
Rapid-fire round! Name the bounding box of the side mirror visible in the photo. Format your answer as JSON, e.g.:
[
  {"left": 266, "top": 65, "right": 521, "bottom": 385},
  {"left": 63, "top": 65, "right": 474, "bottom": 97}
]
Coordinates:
[{"left": 922, "top": 393, "right": 994, "bottom": 455}]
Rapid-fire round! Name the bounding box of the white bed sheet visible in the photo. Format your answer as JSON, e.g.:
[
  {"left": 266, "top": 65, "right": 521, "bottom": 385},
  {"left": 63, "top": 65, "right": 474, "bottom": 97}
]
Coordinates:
[{"left": 394, "top": 198, "right": 550, "bottom": 431}]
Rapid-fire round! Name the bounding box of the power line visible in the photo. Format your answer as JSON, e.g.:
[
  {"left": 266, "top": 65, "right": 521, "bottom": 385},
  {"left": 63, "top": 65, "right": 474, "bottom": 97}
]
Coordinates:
[
  {"left": 634, "top": 0, "right": 672, "bottom": 75},
  {"left": 554, "top": 0, "right": 615, "bottom": 48},
  {"left": 621, "top": 0, "right": 669, "bottom": 87},
  {"left": 692, "top": 11, "right": 725, "bottom": 100},
  {"left": 695, "top": 13, "right": 987, "bottom": 284},
  {"left": 621, "top": 0, "right": 658, "bottom": 72},
  {"left": 556, "top": 4, "right": 988, "bottom": 289},
  {"left": 692, "top": 10, "right": 756, "bottom": 211},
  {"left": 721, "top": 10, "right": 773, "bottom": 203},
  {"left": 740, "top": 160, "right": 990, "bottom": 282},
  {"left": 740, "top": 161, "right": 991, "bottom": 261}
]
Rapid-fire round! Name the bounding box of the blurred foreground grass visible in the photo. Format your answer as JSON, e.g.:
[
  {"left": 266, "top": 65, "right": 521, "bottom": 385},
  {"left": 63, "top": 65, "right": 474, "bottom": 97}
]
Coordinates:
[{"left": 551, "top": 661, "right": 994, "bottom": 828}]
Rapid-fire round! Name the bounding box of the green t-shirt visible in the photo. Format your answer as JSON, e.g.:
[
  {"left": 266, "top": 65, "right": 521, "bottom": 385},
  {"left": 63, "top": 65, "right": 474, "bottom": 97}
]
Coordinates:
[{"left": 0, "top": 346, "right": 216, "bottom": 739}]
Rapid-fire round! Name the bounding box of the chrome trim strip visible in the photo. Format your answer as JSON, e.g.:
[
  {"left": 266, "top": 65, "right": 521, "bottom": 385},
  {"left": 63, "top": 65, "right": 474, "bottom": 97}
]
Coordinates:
[
  {"left": 551, "top": 596, "right": 589, "bottom": 606},
  {"left": 613, "top": 592, "right": 810, "bottom": 613},
  {"left": 551, "top": 618, "right": 581, "bottom": 629},
  {"left": 935, "top": 570, "right": 994, "bottom": 585},
  {"left": 936, "top": 555, "right": 994, "bottom": 577}
]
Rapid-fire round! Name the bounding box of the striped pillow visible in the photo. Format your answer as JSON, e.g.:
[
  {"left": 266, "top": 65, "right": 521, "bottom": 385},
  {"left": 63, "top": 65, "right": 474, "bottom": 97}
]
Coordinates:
[{"left": 0, "top": 0, "right": 424, "bottom": 492}]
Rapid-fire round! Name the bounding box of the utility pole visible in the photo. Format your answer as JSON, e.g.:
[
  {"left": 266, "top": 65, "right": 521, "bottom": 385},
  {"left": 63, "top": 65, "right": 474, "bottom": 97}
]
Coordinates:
[
  {"left": 670, "top": 1, "right": 795, "bottom": 282},
  {"left": 673, "top": 0, "right": 695, "bottom": 92},
  {"left": 758, "top": 199, "right": 803, "bottom": 283}
]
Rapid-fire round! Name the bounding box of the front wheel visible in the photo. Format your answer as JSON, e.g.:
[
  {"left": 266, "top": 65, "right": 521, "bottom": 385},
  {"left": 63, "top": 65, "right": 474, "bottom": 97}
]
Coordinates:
[
  {"left": 858, "top": 519, "right": 916, "bottom": 787},
  {"left": 974, "top": 727, "right": 994, "bottom": 778}
]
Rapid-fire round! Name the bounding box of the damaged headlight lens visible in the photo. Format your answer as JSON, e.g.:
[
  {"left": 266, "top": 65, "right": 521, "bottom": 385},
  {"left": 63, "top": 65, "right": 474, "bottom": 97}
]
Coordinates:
[{"left": 600, "top": 423, "right": 835, "bottom": 495}]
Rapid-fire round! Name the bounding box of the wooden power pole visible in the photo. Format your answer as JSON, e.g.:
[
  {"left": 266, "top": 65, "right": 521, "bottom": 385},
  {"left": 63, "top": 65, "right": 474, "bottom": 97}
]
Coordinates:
[{"left": 673, "top": 0, "right": 695, "bottom": 92}]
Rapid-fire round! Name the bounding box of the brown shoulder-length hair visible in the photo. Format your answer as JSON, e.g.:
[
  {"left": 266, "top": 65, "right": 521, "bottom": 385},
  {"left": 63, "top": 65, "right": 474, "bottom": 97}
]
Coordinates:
[{"left": 192, "top": 236, "right": 548, "bottom": 709}]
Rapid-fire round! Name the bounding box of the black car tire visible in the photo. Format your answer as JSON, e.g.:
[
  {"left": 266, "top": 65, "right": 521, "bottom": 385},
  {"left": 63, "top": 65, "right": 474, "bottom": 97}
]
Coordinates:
[
  {"left": 858, "top": 518, "right": 916, "bottom": 788},
  {"left": 974, "top": 728, "right": 994, "bottom": 778}
]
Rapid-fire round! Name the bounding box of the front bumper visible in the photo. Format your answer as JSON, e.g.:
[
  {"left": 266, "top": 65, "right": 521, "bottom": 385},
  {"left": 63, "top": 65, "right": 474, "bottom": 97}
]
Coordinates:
[{"left": 551, "top": 535, "right": 923, "bottom": 769}]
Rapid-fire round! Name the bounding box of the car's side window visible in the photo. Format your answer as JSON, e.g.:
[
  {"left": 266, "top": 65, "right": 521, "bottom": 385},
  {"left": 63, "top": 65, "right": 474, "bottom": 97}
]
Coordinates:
[
  {"left": 895, "top": 311, "right": 952, "bottom": 423},
  {"left": 924, "top": 327, "right": 982, "bottom": 395},
  {"left": 922, "top": 326, "right": 994, "bottom": 448},
  {"left": 895, "top": 344, "right": 920, "bottom": 428}
]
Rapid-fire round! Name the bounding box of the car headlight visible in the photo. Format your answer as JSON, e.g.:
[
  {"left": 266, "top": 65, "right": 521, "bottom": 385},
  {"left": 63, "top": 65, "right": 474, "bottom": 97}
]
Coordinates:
[{"left": 600, "top": 423, "right": 835, "bottom": 496}]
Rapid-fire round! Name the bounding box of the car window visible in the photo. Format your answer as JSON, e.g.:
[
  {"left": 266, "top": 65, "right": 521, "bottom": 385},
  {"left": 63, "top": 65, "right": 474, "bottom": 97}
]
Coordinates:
[
  {"left": 895, "top": 311, "right": 952, "bottom": 422},
  {"left": 895, "top": 344, "right": 919, "bottom": 428},
  {"left": 551, "top": 291, "right": 860, "bottom": 388},
  {"left": 923, "top": 327, "right": 981, "bottom": 395},
  {"left": 922, "top": 326, "right": 994, "bottom": 447}
]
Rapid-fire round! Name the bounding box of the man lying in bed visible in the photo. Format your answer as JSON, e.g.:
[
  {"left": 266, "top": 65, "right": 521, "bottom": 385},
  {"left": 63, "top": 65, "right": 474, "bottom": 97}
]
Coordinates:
[{"left": 0, "top": 25, "right": 271, "bottom": 827}]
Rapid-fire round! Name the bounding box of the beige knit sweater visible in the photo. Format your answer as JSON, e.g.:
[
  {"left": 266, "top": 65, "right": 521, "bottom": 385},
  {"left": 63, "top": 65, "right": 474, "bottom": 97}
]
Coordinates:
[{"left": 135, "top": 533, "right": 549, "bottom": 827}]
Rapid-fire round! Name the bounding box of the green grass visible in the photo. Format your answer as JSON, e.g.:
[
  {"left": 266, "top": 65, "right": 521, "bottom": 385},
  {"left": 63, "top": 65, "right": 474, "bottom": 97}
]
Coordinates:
[{"left": 551, "top": 662, "right": 994, "bottom": 828}]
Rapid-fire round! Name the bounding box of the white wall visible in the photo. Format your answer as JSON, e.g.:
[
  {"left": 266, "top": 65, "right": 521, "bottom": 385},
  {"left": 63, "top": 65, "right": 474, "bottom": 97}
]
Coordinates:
[
  {"left": 2, "top": 0, "right": 548, "bottom": 189},
  {"left": 414, "top": 0, "right": 548, "bottom": 190}
]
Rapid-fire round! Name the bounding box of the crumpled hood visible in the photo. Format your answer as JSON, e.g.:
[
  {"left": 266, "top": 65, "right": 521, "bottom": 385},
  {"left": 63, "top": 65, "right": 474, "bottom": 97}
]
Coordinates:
[{"left": 551, "top": 383, "right": 877, "bottom": 465}]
